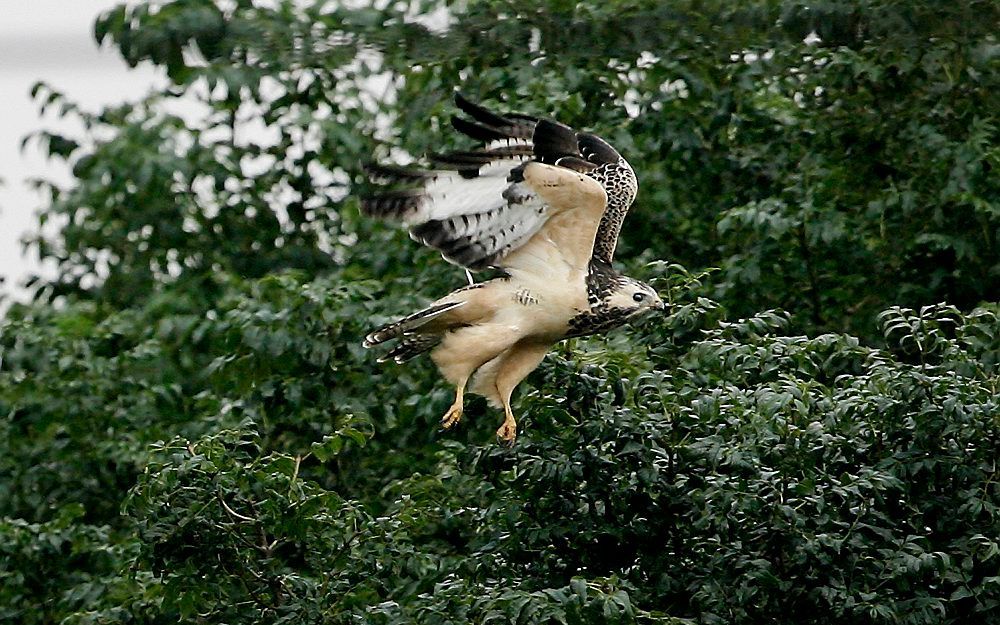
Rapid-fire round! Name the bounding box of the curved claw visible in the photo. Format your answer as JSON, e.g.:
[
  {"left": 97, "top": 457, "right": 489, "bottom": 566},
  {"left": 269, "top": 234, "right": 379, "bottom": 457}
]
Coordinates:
[
  {"left": 440, "top": 385, "right": 465, "bottom": 431},
  {"left": 440, "top": 404, "right": 463, "bottom": 430},
  {"left": 496, "top": 419, "right": 517, "bottom": 446}
]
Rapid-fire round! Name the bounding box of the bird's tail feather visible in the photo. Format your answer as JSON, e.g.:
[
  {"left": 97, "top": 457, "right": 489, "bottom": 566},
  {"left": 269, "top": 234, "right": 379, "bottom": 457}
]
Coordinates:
[
  {"left": 377, "top": 334, "right": 442, "bottom": 365},
  {"left": 363, "top": 300, "right": 466, "bottom": 348}
]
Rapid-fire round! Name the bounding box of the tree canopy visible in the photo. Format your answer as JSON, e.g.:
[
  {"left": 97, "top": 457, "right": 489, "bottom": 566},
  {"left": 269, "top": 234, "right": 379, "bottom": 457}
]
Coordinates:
[{"left": 1, "top": 1, "right": 999, "bottom": 624}]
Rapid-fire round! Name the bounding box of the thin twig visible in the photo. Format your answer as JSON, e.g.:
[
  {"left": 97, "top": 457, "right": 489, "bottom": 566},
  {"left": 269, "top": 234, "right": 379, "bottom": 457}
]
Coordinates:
[{"left": 216, "top": 490, "right": 257, "bottom": 523}]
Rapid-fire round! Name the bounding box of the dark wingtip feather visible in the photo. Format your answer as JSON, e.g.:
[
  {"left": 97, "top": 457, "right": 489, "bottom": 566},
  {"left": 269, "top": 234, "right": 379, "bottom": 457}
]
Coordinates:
[
  {"left": 450, "top": 116, "right": 507, "bottom": 142},
  {"left": 363, "top": 162, "right": 433, "bottom": 182},
  {"left": 430, "top": 151, "right": 494, "bottom": 167},
  {"left": 427, "top": 152, "right": 492, "bottom": 178},
  {"left": 576, "top": 132, "right": 622, "bottom": 164},
  {"left": 554, "top": 155, "right": 599, "bottom": 173},
  {"left": 532, "top": 118, "right": 580, "bottom": 162},
  {"left": 454, "top": 93, "right": 515, "bottom": 129}
]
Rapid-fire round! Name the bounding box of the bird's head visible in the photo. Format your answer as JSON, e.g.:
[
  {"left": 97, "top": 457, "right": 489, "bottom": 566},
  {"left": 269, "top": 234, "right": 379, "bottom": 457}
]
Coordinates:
[{"left": 604, "top": 277, "right": 663, "bottom": 317}]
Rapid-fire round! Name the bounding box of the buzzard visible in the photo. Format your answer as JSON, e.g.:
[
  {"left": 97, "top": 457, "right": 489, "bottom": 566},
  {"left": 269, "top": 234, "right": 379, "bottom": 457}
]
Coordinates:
[{"left": 361, "top": 94, "right": 662, "bottom": 444}]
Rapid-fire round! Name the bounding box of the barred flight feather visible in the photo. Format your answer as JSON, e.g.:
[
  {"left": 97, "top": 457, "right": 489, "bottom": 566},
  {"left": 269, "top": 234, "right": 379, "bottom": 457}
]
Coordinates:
[
  {"left": 417, "top": 161, "right": 517, "bottom": 222},
  {"left": 360, "top": 93, "right": 637, "bottom": 272},
  {"left": 411, "top": 193, "right": 546, "bottom": 269},
  {"left": 359, "top": 189, "right": 425, "bottom": 220}
]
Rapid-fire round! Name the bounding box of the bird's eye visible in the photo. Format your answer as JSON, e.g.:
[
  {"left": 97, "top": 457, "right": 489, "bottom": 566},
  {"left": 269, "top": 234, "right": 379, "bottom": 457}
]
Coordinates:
[{"left": 633, "top": 292, "right": 646, "bottom": 303}]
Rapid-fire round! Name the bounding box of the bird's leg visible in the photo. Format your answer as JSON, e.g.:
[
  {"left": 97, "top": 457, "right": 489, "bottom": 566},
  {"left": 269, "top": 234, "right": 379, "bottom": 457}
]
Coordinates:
[
  {"left": 491, "top": 341, "right": 551, "bottom": 446},
  {"left": 440, "top": 383, "right": 465, "bottom": 430},
  {"left": 496, "top": 400, "right": 517, "bottom": 446}
]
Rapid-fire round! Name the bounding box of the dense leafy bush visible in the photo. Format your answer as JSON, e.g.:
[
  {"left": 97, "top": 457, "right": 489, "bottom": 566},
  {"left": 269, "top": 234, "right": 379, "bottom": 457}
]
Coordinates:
[{"left": 2, "top": 1, "right": 998, "bottom": 623}]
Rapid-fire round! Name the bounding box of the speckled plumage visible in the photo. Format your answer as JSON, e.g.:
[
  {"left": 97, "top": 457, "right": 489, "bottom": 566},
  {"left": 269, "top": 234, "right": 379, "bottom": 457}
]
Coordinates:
[
  {"left": 361, "top": 94, "right": 663, "bottom": 444},
  {"left": 588, "top": 162, "right": 638, "bottom": 263}
]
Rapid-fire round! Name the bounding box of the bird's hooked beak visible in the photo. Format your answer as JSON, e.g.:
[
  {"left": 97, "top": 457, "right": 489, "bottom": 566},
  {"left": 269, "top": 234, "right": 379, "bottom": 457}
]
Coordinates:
[{"left": 649, "top": 290, "right": 665, "bottom": 312}]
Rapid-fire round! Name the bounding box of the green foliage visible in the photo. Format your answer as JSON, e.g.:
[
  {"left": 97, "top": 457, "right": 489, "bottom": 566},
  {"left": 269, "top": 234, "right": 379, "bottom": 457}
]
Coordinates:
[
  {"left": 4, "top": 277, "right": 998, "bottom": 623},
  {"left": 2, "top": 0, "right": 999, "bottom": 624}
]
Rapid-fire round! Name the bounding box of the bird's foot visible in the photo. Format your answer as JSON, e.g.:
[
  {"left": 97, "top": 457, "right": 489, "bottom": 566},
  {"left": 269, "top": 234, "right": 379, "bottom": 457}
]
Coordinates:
[
  {"left": 440, "top": 404, "right": 463, "bottom": 430},
  {"left": 496, "top": 418, "right": 517, "bottom": 447}
]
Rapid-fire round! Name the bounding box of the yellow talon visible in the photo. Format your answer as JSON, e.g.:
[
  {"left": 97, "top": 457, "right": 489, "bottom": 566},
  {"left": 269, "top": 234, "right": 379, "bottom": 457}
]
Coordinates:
[
  {"left": 440, "top": 384, "right": 464, "bottom": 430},
  {"left": 440, "top": 404, "right": 463, "bottom": 429},
  {"left": 496, "top": 412, "right": 517, "bottom": 446}
]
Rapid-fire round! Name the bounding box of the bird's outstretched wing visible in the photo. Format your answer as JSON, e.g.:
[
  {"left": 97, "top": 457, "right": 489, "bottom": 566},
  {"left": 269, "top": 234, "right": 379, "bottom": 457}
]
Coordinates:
[{"left": 361, "top": 94, "right": 637, "bottom": 275}]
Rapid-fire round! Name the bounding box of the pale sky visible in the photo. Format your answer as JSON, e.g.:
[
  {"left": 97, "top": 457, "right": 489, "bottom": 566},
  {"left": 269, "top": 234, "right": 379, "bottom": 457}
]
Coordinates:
[{"left": 0, "top": 1, "right": 163, "bottom": 306}]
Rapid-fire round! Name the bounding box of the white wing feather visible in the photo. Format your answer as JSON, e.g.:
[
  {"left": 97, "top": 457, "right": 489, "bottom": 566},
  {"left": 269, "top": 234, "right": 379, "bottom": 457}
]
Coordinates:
[{"left": 404, "top": 159, "right": 519, "bottom": 224}]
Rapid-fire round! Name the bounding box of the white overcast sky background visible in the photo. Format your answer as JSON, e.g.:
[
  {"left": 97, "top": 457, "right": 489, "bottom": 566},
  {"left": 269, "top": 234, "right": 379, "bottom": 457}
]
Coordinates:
[{"left": 0, "top": 1, "right": 163, "bottom": 306}]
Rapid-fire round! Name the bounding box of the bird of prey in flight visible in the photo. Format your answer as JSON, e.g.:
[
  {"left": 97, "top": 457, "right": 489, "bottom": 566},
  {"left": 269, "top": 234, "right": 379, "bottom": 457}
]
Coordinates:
[{"left": 361, "top": 94, "right": 662, "bottom": 444}]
